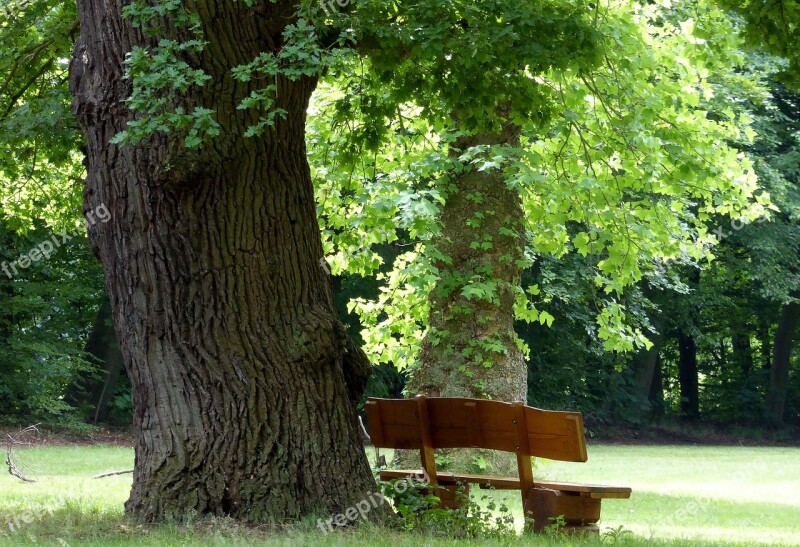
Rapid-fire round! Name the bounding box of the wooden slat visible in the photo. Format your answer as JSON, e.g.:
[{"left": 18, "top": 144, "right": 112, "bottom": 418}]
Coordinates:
[
  {"left": 367, "top": 397, "right": 589, "bottom": 461},
  {"left": 367, "top": 397, "right": 592, "bottom": 461},
  {"left": 365, "top": 399, "right": 422, "bottom": 449},
  {"left": 416, "top": 395, "right": 438, "bottom": 485},
  {"left": 364, "top": 400, "right": 384, "bottom": 446},
  {"left": 372, "top": 398, "right": 419, "bottom": 426},
  {"left": 426, "top": 398, "right": 518, "bottom": 452},
  {"left": 536, "top": 481, "right": 632, "bottom": 499},
  {"left": 525, "top": 406, "right": 588, "bottom": 462},
  {"left": 514, "top": 401, "right": 536, "bottom": 521},
  {"left": 464, "top": 401, "right": 481, "bottom": 448},
  {"left": 379, "top": 470, "right": 631, "bottom": 499}
]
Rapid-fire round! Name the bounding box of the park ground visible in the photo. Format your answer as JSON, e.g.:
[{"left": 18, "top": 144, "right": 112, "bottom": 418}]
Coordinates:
[{"left": 0, "top": 442, "right": 798, "bottom": 546}]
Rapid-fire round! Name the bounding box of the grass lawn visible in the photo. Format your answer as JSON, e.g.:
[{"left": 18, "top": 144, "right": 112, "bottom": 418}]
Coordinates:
[{"left": 0, "top": 444, "right": 797, "bottom": 546}]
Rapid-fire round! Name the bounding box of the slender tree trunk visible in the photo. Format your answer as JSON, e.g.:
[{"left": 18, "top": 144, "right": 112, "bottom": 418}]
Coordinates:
[
  {"left": 677, "top": 330, "right": 700, "bottom": 420},
  {"left": 732, "top": 331, "right": 754, "bottom": 377},
  {"left": 765, "top": 301, "right": 800, "bottom": 425},
  {"left": 65, "top": 294, "right": 127, "bottom": 423},
  {"left": 758, "top": 318, "right": 772, "bottom": 370},
  {"left": 633, "top": 332, "right": 661, "bottom": 394},
  {"left": 70, "top": 0, "right": 384, "bottom": 523},
  {"left": 0, "top": 220, "right": 16, "bottom": 415},
  {"left": 628, "top": 337, "right": 661, "bottom": 422},
  {"left": 648, "top": 354, "right": 664, "bottom": 423},
  {"left": 410, "top": 127, "right": 526, "bottom": 403}
]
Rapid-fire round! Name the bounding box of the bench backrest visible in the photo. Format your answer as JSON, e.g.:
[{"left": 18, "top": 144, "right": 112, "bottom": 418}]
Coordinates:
[{"left": 366, "top": 396, "right": 588, "bottom": 462}]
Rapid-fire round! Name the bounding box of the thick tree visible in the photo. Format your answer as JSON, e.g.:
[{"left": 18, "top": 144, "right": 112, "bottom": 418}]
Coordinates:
[
  {"left": 337, "top": 0, "right": 771, "bottom": 406},
  {"left": 344, "top": 0, "right": 599, "bottom": 403},
  {"left": 412, "top": 129, "right": 528, "bottom": 402},
  {"left": 69, "top": 0, "right": 383, "bottom": 522}
]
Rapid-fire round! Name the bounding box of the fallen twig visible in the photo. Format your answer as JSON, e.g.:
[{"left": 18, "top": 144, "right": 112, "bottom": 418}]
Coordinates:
[
  {"left": 5, "top": 449, "right": 36, "bottom": 483},
  {"left": 5, "top": 424, "right": 40, "bottom": 483},
  {"left": 92, "top": 469, "right": 134, "bottom": 479}
]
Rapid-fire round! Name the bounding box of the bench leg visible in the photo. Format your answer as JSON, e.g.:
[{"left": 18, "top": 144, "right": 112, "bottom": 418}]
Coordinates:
[{"left": 523, "top": 487, "right": 601, "bottom": 534}]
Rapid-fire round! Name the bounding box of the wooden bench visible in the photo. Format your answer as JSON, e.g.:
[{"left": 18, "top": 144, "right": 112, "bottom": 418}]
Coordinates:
[{"left": 366, "top": 395, "right": 631, "bottom": 533}]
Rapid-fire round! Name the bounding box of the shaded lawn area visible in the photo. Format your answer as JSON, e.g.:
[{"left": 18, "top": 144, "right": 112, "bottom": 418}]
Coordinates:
[{"left": 0, "top": 445, "right": 797, "bottom": 546}]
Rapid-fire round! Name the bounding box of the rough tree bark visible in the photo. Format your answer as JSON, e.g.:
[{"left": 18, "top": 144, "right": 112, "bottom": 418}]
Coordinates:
[
  {"left": 70, "top": 0, "right": 384, "bottom": 522},
  {"left": 400, "top": 126, "right": 525, "bottom": 473},
  {"left": 410, "top": 127, "right": 527, "bottom": 403},
  {"left": 765, "top": 301, "right": 799, "bottom": 425}
]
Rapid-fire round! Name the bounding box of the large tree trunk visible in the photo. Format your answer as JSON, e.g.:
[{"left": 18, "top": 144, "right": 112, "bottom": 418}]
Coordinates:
[
  {"left": 410, "top": 128, "right": 526, "bottom": 403},
  {"left": 765, "top": 301, "right": 800, "bottom": 425},
  {"left": 677, "top": 330, "right": 700, "bottom": 420},
  {"left": 402, "top": 128, "right": 525, "bottom": 474},
  {"left": 70, "top": 0, "right": 384, "bottom": 523}
]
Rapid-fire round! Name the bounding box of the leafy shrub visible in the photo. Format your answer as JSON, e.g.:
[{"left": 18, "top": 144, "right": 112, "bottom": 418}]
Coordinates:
[{"left": 379, "top": 478, "right": 516, "bottom": 539}]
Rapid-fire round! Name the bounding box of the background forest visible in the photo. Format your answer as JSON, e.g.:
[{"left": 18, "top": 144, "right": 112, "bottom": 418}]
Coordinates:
[{"left": 0, "top": 0, "right": 798, "bottom": 440}]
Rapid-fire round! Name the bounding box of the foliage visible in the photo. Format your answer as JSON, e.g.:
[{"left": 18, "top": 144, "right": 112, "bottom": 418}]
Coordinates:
[
  {"left": 0, "top": 0, "right": 82, "bottom": 229},
  {"left": 378, "top": 478, "right": 516, "bottom": 539},
  {"left": 721, "top": 0, "right": 800, "bottom": 86},
  {"left": 0, "top": 217, "right": 104, "bottom": 423},
  {"left": 0, "top": 0, "right": 107, "bottom": 425},
  {"left": 314, "top": 0, "right": 773, "bottom": 381},
  {"left": 0, "top": 0, "right": 798, "bottom": 427}
]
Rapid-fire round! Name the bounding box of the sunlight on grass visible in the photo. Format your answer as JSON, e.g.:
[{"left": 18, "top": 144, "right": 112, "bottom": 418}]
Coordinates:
[{"left": 1, "top": 444, "right": 798, "bottom": 545}]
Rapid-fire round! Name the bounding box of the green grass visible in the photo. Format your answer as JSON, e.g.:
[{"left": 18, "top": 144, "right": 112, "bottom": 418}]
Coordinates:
[{"left": 1, "top": 444, "right": 798, "bottom": 546}]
